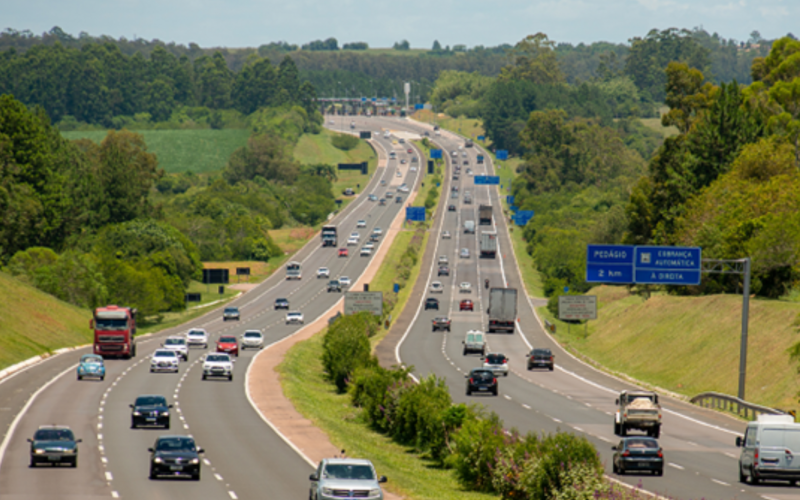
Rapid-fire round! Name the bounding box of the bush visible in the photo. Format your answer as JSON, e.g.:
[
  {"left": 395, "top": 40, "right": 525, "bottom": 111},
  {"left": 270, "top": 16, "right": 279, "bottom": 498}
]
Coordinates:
[
  {"left": 331, "top": 133, "right": 360, "bottom": 151},
  {"left": 322, "top": 312, "right": 377, "bottom": 392},
  {"left": 389, "top": 374, "right": 452, "bottom": 449},
  {"left": 449, "top": 412, "right": 507, "bottom": 491}
]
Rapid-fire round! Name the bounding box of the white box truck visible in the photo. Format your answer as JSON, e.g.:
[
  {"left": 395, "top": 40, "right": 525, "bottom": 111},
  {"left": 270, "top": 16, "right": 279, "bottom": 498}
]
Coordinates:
[
  {"left": 480, "top": 232, "right": 497, "bottom": 258},
  {"left": 488, "top": 288, "right": 517, "bottom": 333}
]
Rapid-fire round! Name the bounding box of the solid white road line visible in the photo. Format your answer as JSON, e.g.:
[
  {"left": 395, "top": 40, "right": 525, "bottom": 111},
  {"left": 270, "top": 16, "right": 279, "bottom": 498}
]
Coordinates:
[
  {"left": 711, "top": 478, "right": 730, "bottom": 486},
  {"left": 668, "top": 463, "right": 684, "bottom": 470}
]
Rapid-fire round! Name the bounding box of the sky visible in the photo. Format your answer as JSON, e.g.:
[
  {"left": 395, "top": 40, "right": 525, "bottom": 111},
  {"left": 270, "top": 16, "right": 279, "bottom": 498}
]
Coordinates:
[{"left": 4, "top": 0, "right": 798, "bottom": 49}]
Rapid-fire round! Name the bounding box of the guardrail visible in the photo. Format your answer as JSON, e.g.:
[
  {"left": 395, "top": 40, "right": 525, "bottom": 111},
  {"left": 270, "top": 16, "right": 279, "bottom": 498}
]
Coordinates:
[{"left": 690, "top": 392, "right": 788, "bottom": 421}]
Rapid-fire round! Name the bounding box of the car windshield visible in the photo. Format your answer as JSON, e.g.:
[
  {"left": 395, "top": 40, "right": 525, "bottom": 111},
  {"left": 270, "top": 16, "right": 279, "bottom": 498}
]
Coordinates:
[
  {"left": 219, "top": 337, "right": 236, "bottom": 343},
  {"left": 154, "top": 351, "right": 175, "bottom": 357},
  {"left": 224, "top": 308, "right": 238, "bottom": 313},
  {"left": 244, "top": 332, "right": 261, "bottom": 338},
  {"left": 81, "top": 355, "right": 103, "bottom": 364},
  {"left": 471, "top": 370, "right": 494, "bottom": 381},
  {"left": 277, "top": 298, "right": 288, "bottom": 303},
  {"left": 625, "top": 438, "right": 659, "bottom": 449},
  {"left": 135, "top": 396, "right": 167, "bottom": 406},
  {"left": 155, "top": 437, "right": 196, "bottom": 452},
  {"left": 188, "top": 330, "right": 205, "bottom": 337},
  {"left": 486, "top": 354, "right": 506, "bottom": 364},
  {"left": 206, "top": 354, "right": 229, "bottom": 362},
  {"left": 323, "top": 464, "right": 375, "bottom": 480},
  {"left": 533, "top": 349, "right": 551, "bottom": 356},
  {"left": 165, "top": 338, "right": 185, "bottom": 345},
  {"left": 34, "top": 429, "right": 74, "bottom": 441}
]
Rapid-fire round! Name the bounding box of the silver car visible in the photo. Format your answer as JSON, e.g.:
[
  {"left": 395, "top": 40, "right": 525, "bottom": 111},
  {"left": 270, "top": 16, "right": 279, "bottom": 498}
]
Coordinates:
[{"left": 309, "top": 458, "right": 387, "bottom": 500}]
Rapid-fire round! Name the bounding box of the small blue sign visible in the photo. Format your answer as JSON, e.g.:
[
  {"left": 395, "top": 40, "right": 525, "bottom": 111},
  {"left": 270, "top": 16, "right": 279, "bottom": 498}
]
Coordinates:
[
  {"left": 361, "top": 97, "right": 367, "bottom": 102},
  {"left": 564, "top": 286, "right": 569, "bottom": 293},
  {"left": 478, "top": 135, "right": 485, "bottom": 141},
  {"left": 586, "top": 244, "right": 635, "bottom": 284},
  {"left": 414, "top": 103, "right": 424, "bottom": 110},
  {"left": 391, "top": 97, "right": 397, "bottom": 102},
  {"left": 393, "top": 283, "right": 400, "bottom": 293},
  {"left": 430, "top": 149, "right": 442, "bottom": 159},
  {"left": 496, "top": 150, "right": 509, "bottom": 160},
  {"left": 506, "top": 195, "right": 515, "bottom": 205},
  {"left": 405, "top": 207, "right": 426, "bottom": 222},
  {"left": 510, "top": 205, "right": 518, "bottom": 213},
  {"left": 634, "top": 246, "right": 702, "bottom": 285},
  {"left": 474, "top": 175, "right": 500, "bottom": 185},
  {"left": 372, "top": 97, "right": 377, "bottom": 101}
]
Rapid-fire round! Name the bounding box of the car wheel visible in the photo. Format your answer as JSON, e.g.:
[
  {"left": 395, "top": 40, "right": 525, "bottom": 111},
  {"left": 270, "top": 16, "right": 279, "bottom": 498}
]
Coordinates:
[
  {"left": 462, "top": 349, "right": 467, "bottom": 356},
  {"left": 150, "top": 368, "right": 154, "bottom": 373},
  {"left": 750, "top": 467, "right": 760, "bottom": 485},
  {"left": 29, "top": 458, "right": 36, "bottom": 468},
  {"left": 548, "top": 365, "right": 554, "bottom": 371},
  {"left": 612, "top": 462, "right": 618, "bottom": 474},
  {"left": 100, "top": 375, "right": 105, "bottom": 381},
  {"left": 620, "top": 425, "right": 627, "bottom": 437},
  {"left": 149, "top": 467, "right": 157, "bottom": 480},
  {"left": 131, "top": 419, "right": 137, "bottom": 429},
  {"left": 613, "top": 422, "right": 619, "bottom": 435},
  {"left": 192, "top": 471, "right": 201, "bottom": 481},
  {"left": 466, "top": 388, "right": 471, "bottom": 396},
  {"left": 229, "top": 374, "right": 233, "bottom": 381},
  {"left": 71, "top": 458, "right": 78, "bottom": 468},
  {"left": 77, "top": 374, "right": 82, "bottom": 380},
  {"left": 202, "top": 374, "right": 207, "bottom": 380},
  {"left": 164, "top": 420, "right": 170, "bottom": 430},
  {"left": 656, "top": 468, "right": 663, "bottom": 476},
  {"left": 504, "top": 373, "right": 508, "bottom": 377},
  {"left": 492, "top": 389, "right": 498, "bottom": 396},
  {"left": 738, "top": 463, "right": 747, "bottom": 483},
  {"left": 618, "top": 464, "right": 625, "bottom": 475}
]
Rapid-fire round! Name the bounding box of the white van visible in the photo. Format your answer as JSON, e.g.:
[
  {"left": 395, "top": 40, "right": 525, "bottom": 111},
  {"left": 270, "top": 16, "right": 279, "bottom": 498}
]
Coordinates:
[
  {"left": 463, "top": 220, "right": 475, "bottom": 234},
  {"left": 736, "top": 414, "right": 800, "bottom": 484}
]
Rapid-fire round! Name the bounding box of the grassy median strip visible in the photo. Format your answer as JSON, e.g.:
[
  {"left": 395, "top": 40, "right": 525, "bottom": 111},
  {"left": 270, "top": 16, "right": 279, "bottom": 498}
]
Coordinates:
[{"left": 279, "top": 333, "right": 497, "bottom": 500}]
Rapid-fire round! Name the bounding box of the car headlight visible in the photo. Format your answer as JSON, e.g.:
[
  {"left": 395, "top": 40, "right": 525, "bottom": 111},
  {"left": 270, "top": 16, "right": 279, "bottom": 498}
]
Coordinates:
[
  {"left": 65, "top": 448, "right": 76, "bottom": 454},
  {"left": 162, "top": 411, "right": 169, "bottom": 417},
  {"left": 133, "top": 411, "right": 141, "bottom": 416},
  {"left": 190, "top": 458, "right": 199, "bottom": 464},
  {"left": 154, "top": 457, "right": 163, "bottom": 464},
  {"left": 368, "top": 488, "right": 381, "bottom": 497},
  {"left": 322, "top": 487, "right": 334, "bottom": 495},
  {"left": 35, "top": 449, "right": 45, "bottom": 454}
]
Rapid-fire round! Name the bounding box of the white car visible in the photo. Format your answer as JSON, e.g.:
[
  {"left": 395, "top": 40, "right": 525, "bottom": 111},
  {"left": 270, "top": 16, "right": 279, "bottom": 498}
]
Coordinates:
[
  {"left": 398, "top": 185, "right": 409, "bottom": 193},
  {"left": 482, "top": 352, "right": 509, "bottom": 377},
  {"left": 384, "top": 131, "right": 391, "bottom": 138},
  {"left": 357, "top": 220, "right": 366, "bottom": 228},
  {"left": 241, "top": 330, "right": 264, "bottom": 350},
  {"left": 438, "top": 255, "right": 449, "bottom": 265},
  {"left": 317, "top": 267, "right": 330, "bottom": 279},
  {"left": 460, "top": 248, "right": 470, "bottom": 258},
  {"left": 459, "top": 282, "right": 472, "bottom": 294},
  {"left": 186, "top": 328, "right": 209, "bottom": 348},
  {"left": 372, "top": 227, "right": 383, "bottom": 236},
  {"left": 162, "top": 336, "right": 188, "bottom": 361},
  {"left": 430, "top": 281, "right": 444, "bottom": 293},
  {"left": 339, "top": 276, "right": 351, "bottom": 287},
  {"left": 350, "top": 231, "right": 360, "bottom": 240},
  {"left": 286, "top": 311, "right": 305, "bottom": 325},
  {"left": 396, "top": 171, "right": 402, "bottom": 177},
  {"left": 360, "top": 247, "right": 373, "bottom": 257},
  {"left": 364, "top": 242, "right": 375, "bottom": 250},
  {"left": 150, "top": 349, "right": 180, "bottom": 373},
  {"left": 202, "top": 352, "right": 234, "bottom": 381},
  {"left": 410, "top": 166, "right": 417, "bottom": 172},
  {"left": 442, "top": 231, "right": 451, "bottom": 239},
  {"left": 347, "top": 237, "right": 359, "bottom": 246}
]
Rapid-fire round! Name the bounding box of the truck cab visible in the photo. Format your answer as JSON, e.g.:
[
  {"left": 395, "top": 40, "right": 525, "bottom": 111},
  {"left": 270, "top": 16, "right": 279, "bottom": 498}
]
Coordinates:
[
  {"left": 92, "top": 305, "right": 137, "bottom": 359},
  {"left": 614, "top": 391, "right": 662, "bottom": 438}
]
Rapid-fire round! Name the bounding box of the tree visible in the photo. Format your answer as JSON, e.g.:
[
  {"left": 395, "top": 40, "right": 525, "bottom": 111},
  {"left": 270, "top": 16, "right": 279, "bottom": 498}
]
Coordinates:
[
  {"left": 195, "top": 52, "right": 233, "bottom": 109},
  {"left": 223, "top": 133, "right": 299, "bottom": 185},
  {"left": 498, "top": 33, "right": 564, "bottom": 85},
  {"left": 432, "top": 40, "right": 442, "bottom": 51},
  {"left": 393, "top": 40, "right": 410, "bottom": 51}
]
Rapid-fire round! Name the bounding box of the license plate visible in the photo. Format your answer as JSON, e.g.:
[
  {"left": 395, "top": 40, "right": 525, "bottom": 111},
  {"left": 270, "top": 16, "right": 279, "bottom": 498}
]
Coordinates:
[
  {"left": 48, "top": 456, "right": 60, "bottom": 461},
  {"left": 146, "top": 418, "right": 156, "bottom": 422},
  {"left": 479, "top": 387, "right": 488, "bottom": 391},
  {"left": 170, "top": 466, "right": 183, "bottom": 471}
]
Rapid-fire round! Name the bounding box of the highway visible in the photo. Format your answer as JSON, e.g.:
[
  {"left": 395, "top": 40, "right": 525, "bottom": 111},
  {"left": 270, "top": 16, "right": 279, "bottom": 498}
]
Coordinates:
[
  {"left": 345, "top": 116, "right": 795, "bottom": 500},
  {"left": 0, "top": 127, "right": 421, "bottom": 500}
]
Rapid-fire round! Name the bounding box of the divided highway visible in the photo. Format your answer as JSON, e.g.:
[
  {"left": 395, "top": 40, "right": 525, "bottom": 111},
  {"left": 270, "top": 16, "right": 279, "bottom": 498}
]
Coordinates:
[{"left": 0, "top": 129, "right": 421, "bottom": 499}]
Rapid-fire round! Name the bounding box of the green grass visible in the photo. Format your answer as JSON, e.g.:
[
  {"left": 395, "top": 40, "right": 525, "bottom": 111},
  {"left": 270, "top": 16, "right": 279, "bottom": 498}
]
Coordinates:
[
  {"left": 61, "top": 129, "right": 251, "bottom": 174},
  {"left": 0, "top": 271, "right": 93, "bottom": 370},
  {"left": 279, "top": 332, "right": 497, "bottom": 500}
]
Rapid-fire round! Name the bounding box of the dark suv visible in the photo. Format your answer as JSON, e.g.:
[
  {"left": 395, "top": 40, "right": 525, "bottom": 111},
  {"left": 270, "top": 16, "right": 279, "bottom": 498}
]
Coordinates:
[
  {"left": 148, "top": 435, "right": 204, "bottom": 480},
  {"left": 131, "top": 394, "right": 172, "bottom": 429},
  {"left": 28, "top": 426, "right": 81, "bottom": 467},
  {"left": 424, "top": 298, "right": 439, "bottom": 310},
  {"left": 274, "top": 298, "right": 289, "bottom": 310},
  {"left": 432, "top": 317, "right": 451, "bottom": 332},
  {"left": 438, "top": 266, "right": 450, "bottom": 276},
  {"left": 526, "top": 348, "right": 554, "bottom": 371},
  {"left": 465, "top": 368, "right": 498, "bottom": 396}
]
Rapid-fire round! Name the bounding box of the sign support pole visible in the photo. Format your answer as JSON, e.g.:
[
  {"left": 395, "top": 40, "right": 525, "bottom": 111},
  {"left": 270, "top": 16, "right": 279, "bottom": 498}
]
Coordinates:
[{"left": 738, "top": 257, "right": 751, "bottom": 400}]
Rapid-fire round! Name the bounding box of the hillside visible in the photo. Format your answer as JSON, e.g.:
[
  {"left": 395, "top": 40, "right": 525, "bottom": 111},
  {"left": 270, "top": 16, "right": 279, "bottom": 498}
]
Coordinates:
[{"left": 0, "top": 271, "right": 93, "bottom": 370}]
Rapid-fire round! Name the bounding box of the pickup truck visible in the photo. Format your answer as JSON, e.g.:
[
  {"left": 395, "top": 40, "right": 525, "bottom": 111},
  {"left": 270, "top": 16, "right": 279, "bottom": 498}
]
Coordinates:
[
  {"left": 462, "top": 330, "right": 486, "bottom": 356},
  {"left": 327, "top": 280, "right": 342, "bottom": 293},
  {"left": 432, "top": 317, "right": 451, "bottom": 332},
  {"left": 614, "top": 390, "right": 662, "bottom": 438}
]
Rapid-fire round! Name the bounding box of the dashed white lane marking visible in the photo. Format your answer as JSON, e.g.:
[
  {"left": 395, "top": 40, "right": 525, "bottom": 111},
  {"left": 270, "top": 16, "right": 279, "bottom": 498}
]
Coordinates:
[
  {"left": 101, "top": 456, "right": 108, "bottom": 464},
  {"left": 111, "top": 491, "right": 120, "bottom": 498},
  {"left": 724, "top": 452, "right": 737, "bottom": 459},
  {"left": 573, "top": 426, "right": 584, "bottom": 432},
  {"left": 503, "top": 395, "right": 512, "bottom": 400},
  {"left": 215, "top": 473, "right": 224, "bottom": 481},
  {"left": 105, "top": 471, "right": 113, "bottom": 481},
  {"left": 762, "top": 495, "right": 781, "bottom": 500},
  {"left": 711, "top": 478, "right": 730, "bottom": 486},
  {"left": 597, "top": 436, "right": 612, "bottom": 443},
  {"left": 687, "top": 441, "right": 698, "bottom": 446},
  {"left": 204, "top": 458, "right": 211, "bottom": 466},
  {"left": 228, "top": 491, "right": 239, "bottom": 500},
  {"left": 97, "top": 433, "right": 103, "bottom": 440},
  {"left": 522, "top": 404, "right": 531, "bottom": 409},
  {"left": 552, "top": 417, "right": 562, "bottom": 423},
  {"left": 183, "top": 423, "right": 189, "bottom": 429},
  {"left": 668, "top": 463, "right": 684, "bottom": 470}
]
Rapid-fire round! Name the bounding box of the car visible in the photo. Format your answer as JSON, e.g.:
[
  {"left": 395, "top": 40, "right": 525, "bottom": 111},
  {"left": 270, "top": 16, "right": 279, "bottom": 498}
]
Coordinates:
[
  {"left": 452, "top": 174, "right": 460, "bottom": 181},
  {"left": 372, "top": 227, "right": 383, "bottom": 236},
  {"left": 148, "top": 435, "right": 204, "bottom": 480},
  {"left": 339, "top": 276, "right": 351, "bottom": 287},
  {"left": 343, "top": 188, "right": 355, "bottom": 196},
  {"left": 368, "top": 194, "right": 378, "bottom": 202},
  {"left": 329, "top": 120, "right": 335, "bottom": 125},
  {"left": 202, "top": 352, "right": 234, "bottom": 380},
  {"left": 76, "top": 354, "right": 105, "bottom": 381},
  {"left": 385, "top": 191, "right": 394, "bottom": 198},
  {"left": 338, "top": 248, "right": 349, "bottom": 257},
  {"left": 275, "top": 298, "right": 290, "bottom": 310},
  {"left": 383, "top": 132, "right": 390, "bottom": 138},
  {"left": 130, "top": 394, "right": 172, "bottom": 429},
  {"left": 460, "top": 248, "right": 470, "bottom": 259},
  {"left": 463, "top": 330, "right": 486, "bottom": 355},
  {"left": 241, "top": 330, "right": 264, "bottom": 350},
  {"left": 438, "top": 266, "right": 450, "bottom": 277},
  {"left": 466, "top": 169, "right": 473, "bottom": 176},
  {"left": 347, "top": 237, "right": 359, "bottom": 246},
  {"left": 410, "top": 166, "right": 417, "bottom": 172},
  {"left": 369, "top": 234, "right": 380, "bottom": 243},
  {"left": 465, "top": 368, "right": 498, "bottom": 396},
  {"left": 438, "top": 255, "right": 448, "bottom": 265},
  {"left": 526, "top": 348, "right": 554, "bottom": 371},
  {"left": 286, "top": 311, "right": 305, "bottom": 325},
  {"left": 399, "top": 138, "right": 405, "bottom": 143},
  {"left": 462, "top": 151, "right": 467, "bottom": 157},
  {"left": 612, "top": 437, "right": 664, "bottom": 476},
  {"left": 357, "top": 220, "right": 367, "bottom": 228},
  {"left": 482, "top": 353, "right": 509, "bottom": 377},
  {"left": 186, "top": 328, "right": 208, "bottom": 348},
  {"left": 395, "top": 196, "right": 402, "bottom": 203},
  {"left": 162, "top": 336, "right": 188, "bottom": 361},
  {"left": 398, "top": 185, "right": 409, "bottom": 193},
  {"left": 317, "top": 267, "right": 330, "bottom": 279},
  {"left": 364, "top": 241, "right": 375, "bottom": 250},
  {"left": 309, "top": 458, "right": 387, "bottom": 500},
  {"left": 424, "top": 298, "right": 440, "bottom": 310},
  {"left": 432, "top": 317, "right": 451, "bottom": 332},
  {"left": 460, "top": 299, "right": 474, "bottom": 311},
  {"left": 150, "top": 349, "right": 180, "bottom": 373},
  {"left": 451, "top": 191, "right": 458, "bottom": 199},
  {"left": 448, "top": 204, "right": 456, "bottom": 212},
  {"left": 452, "top": 186, "right": 459, "bottom": 193},
  {"left": 459, "top": 282, "right": 472, "bottom": 293},
  {"left": 28, "top": 426, "right": 81, "bottom": 467},
  {"left": 350, "top": 231, "right": 360, "bottom": 240},
  {"left": 442, "top": 230, "right": 451, "bottom": 239},
  {"left": 223, "top": 307, "right": 240, "bottom": 321},
  {"left": 380, "top": 179, "right": 386, "bottom": 185},
  {"left": 327, "top": 279, "right": 342, "bottom": 293},
  {"left": 406, "top": 148, "right": 413, "bottom": 154},
  {"left": 400, "top": 159, "right": 407, "bottom": 164},
  {"left": 360, "top": 247, "right": 373, "bottom": 257},
  {"left": 430, "top": 281, "right": 444, "bottom": 293},
  {"left": 396, "top": 171, "right": 402, "bottom": 177},
  {"left": 379, "top": 198, "right": 386, "bottom": 206},
  {"left": 216, "top": 335, "right": 239, "bottom": 357},
  {"left": 451, "top": 151, "right": 458, "bottom": 157}
]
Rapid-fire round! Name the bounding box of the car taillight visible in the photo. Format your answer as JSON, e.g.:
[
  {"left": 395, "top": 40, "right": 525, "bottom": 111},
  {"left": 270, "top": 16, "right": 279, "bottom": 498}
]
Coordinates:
[
  {"left": 493, "top": 378, "right": 497, "bottom": 384},
  {"left": 622, "top": 451, "right": 630, "bottom": 457},
  {"left": 469, "top": 378, "right": 474, "bottom": 384},
  {"left": 550, "top": 356, "right": 553, "bottom": 361},
  {"left": 755, "top": 448, "right": 759, "bottom": 461},
  {"left": 657, "top": 449, "right": 663, "bottom": 458}
]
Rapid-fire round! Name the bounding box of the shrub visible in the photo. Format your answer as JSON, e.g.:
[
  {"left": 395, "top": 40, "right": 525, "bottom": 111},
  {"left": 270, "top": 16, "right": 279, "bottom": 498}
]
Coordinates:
[
  {"left": 390, "top": 374, "right": 452, "bottom": 449},
  {"left": 331, "top": 133, "right": 360, "bottom": 151},
  {"left": 449, "top": 412, "right": 508, "bottom": 491},
  {"left": 518, "top": 432, "right": 603, "bottom": 500},
  {"left": 322, "top": 312, "right": 376, "bottom": 392}
]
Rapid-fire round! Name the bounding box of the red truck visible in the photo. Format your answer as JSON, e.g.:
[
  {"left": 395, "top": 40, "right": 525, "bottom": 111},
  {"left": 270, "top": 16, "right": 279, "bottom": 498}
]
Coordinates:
[{"left": 91, "top": 305, "right": 137, "bottom": 359}]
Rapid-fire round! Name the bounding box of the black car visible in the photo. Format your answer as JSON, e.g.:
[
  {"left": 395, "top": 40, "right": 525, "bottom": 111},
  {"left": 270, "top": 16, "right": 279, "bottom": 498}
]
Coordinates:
[
  {"left": 131, "top": 394, "right": 172, "bottom": 429},
  {"left": 424, "top": 297, "right": 439, "bottom": 310},
  {"left": 28, "top": 426, "right": 81, "bottom": 467},
  {"left": 432, "top": 317, "right": 451, "bottom": 332},
  {"left": 526, "top": 348, "right": 554, "bottom": 371},
  {"left": 612, "top": 437, "right": 664, "bottom": 476},
  {"left": 465, "top": 368, "right": 498, "bottom": 396},
  {"left": 438, "top": 266, "right": 450, "bottom": 276},
  {"left": 274, "top": 298, "right": 289, "bottom": 310},
  {"left": 448, "top": 204, "right": 456, "bottom": 212},
  {"left": 149, "top": 435, "right": 204, "bottom": 480}
]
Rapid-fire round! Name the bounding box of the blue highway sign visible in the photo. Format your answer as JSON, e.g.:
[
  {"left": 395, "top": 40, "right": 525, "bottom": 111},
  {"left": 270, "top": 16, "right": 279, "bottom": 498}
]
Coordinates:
[
  {"left": 634, "top": 246, "right": 701, "bottom": 285},
  {"left": 405, "top": 207, "right": 426, "bottom": 222},
  {"left": 586, "top": 244, "right": 635, "bottom": 284},
  {"left": 430, "top": 149, "right": 443, "bottom": 159},
  {"left": 509, "top": 205, "right": 518, "bottom": 213},
  {"left": 474, "top": 175, "right": 500, "bottom": 185},
  {"left": 506, "top": 195, "right": 515, "bottom": 205},
  {"left": 478, "top": 135, "right": 485, "bottom": 141},
  {"left": 496, "top": 150, "right": 508, "bottom": 160},
  {"left": 414, "top": 103, "right": 424, "bottom": 110}
]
